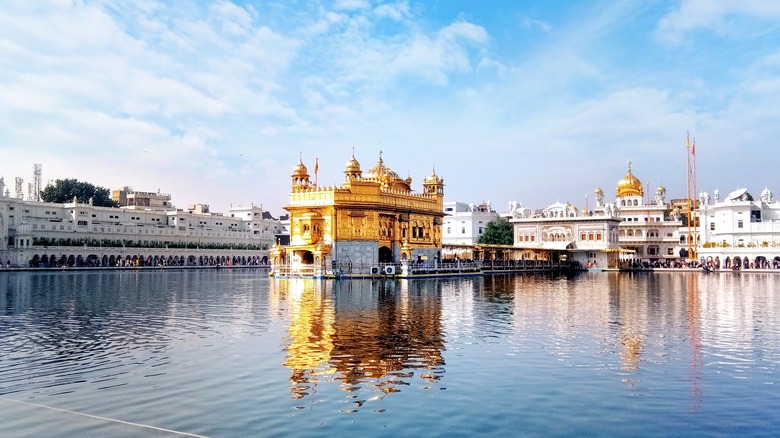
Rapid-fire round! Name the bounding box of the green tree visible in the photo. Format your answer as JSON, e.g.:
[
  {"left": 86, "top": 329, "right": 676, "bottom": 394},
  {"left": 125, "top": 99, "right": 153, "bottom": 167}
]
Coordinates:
[
  {"left": 40, "top": 178, "right": 118, "bottom": 207},
  {"left": 477, "top": 218, "right": 514, "bottom": 245}
]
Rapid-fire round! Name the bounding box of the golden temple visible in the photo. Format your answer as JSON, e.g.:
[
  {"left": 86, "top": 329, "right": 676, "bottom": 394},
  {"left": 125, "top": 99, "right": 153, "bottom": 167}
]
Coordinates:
[{"left": 270, "top": 152, "right": 446, "bottom": 277}]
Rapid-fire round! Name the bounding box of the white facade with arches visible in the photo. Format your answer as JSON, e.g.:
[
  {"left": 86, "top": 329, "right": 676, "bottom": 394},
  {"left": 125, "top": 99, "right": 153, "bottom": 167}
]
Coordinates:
[
  {"left": 510, "top": 200, "right": 622, "bottom": 269},
  {"left": 697, "top": 187, "right": 780, "bottom": 269},
  {"left": 0, "top": 178, "right": 280, "bottom": 268}
]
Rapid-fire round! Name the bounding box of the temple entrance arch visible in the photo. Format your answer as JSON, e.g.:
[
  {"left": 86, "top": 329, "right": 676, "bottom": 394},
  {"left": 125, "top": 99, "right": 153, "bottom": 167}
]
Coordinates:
[
  {"left": 378, "top": 246, "right": 393, "bottom": 263},
  {"left": 294, "top": 251, "right": 314, "bottom": 265}
]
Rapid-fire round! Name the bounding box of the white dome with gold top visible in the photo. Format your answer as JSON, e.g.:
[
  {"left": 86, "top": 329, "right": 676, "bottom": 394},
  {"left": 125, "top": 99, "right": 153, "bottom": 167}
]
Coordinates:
[{"left": 616, "top": 160, "right": 643, "bottom": 198}]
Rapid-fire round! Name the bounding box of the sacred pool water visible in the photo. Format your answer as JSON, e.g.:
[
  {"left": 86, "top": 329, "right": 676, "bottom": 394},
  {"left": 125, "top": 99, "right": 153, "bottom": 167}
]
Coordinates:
[{"left": 1, "top": 269, "right": 778, "bottom": 437}]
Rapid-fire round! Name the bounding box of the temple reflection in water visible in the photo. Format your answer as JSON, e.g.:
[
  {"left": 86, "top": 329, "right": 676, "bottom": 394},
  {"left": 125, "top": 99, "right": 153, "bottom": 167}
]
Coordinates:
[{"left": 273, "top": 278, "right": 447, "bottom": 400}]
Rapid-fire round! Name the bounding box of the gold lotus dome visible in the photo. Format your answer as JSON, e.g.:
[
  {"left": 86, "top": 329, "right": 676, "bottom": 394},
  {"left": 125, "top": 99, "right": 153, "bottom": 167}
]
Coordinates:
[
  {"left": 616, "top": 160, "right": 643, "bottom": 197},
  {"left": 364, "top": 152, "right": 402, "bottom": 185}
]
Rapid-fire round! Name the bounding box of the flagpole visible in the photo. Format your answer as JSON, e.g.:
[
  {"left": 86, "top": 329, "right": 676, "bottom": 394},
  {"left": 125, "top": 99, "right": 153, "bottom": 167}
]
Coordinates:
[
  {"left": 686, "top": 132, "right": 692, "bottom": 262},
  {"left": 692, "top": 139, "right": 698, "bottom": 261}
]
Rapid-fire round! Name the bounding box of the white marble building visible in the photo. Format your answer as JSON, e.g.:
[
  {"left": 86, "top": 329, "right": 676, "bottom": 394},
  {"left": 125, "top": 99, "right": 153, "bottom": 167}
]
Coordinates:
[
  {"left": 697, "top": 187, "right": 780, "bottom": 268},
  {"left": 510, "top": 200, "right": 623, "bottom": 269},
  {"left": 0, "top": 176, "right": 281, "bottom": 267},
  {"left": 591, "top": 162, "right": 686, "bottom": 264},
  {"left": 442, "top": 201, "right": 500, "bottom": 245}
]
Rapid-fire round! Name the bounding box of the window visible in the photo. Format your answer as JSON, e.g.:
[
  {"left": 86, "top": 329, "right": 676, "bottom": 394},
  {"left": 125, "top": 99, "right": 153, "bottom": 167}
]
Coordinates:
[
  {"left": 478, "top": 227, "right": 483, "bottom": 234},
  {"left": 461, "top": 227, "right": 466, "bottom": 234},
  {"left": 737, "top": 220, "right": 743, "bottom": 228},
  {"left": 710, "top": 222, "right": 715, "bottom": 231},
  {"left": 447, "top": 227, "right": 451, "bottom": 234}
]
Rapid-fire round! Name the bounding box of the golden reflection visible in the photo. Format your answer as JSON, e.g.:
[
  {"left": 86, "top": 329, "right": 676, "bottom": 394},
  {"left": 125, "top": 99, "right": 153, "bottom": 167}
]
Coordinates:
[
  {"left": 278, "top": 279, "right": 336, "bottom": 399},
  {"left": 613, "top": 273, "right": 646, "bottom": 373},
  {"left": 273, "top": 279, "right": 446, "bottom": 401},
  {"left": 687, "top": 273, "right": 702, "bottom": 411}
]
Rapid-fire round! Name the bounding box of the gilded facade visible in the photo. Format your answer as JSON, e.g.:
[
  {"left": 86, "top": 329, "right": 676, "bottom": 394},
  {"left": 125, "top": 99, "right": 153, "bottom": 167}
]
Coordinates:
[{"left": 271, "top": 152, "right": 445, "bottom": 276}]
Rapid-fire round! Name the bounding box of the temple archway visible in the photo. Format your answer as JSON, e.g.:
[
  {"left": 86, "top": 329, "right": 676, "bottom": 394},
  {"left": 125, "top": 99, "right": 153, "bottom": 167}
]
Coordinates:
[{"left": 378, "top": 246, "right": 393, "bottom": 263}]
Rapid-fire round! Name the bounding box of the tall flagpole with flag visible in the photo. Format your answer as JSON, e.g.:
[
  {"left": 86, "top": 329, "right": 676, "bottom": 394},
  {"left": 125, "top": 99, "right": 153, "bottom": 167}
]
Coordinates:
[
  {"left": 314, "top": 157, "right": 319, "bottom": 187},
  {"left": 692, "top": 138, "right": 697, "bottom": 261},
  {"left": 686, "top": 132, "right": 692, "bottom": 261}
]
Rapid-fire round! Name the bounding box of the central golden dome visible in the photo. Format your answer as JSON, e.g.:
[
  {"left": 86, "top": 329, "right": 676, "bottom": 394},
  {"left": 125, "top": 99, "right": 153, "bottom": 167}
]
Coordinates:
[
  {"left": 616, "top": 160, "right": 643, "bottom": 197},
  {"left": 364, "top": 153, "right": 402, "bottom": 184}
]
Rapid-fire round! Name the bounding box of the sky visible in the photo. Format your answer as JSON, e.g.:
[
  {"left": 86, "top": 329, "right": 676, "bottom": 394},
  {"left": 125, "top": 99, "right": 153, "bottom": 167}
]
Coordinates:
[{"left": 2, "top": 0, "right": 780, "bottom": 216}]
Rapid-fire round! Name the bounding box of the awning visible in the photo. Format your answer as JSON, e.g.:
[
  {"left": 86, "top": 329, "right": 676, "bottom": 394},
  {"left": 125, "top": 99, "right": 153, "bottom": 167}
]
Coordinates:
[{"left": 537, "top": 241, "right": 574, "bottom": 250}]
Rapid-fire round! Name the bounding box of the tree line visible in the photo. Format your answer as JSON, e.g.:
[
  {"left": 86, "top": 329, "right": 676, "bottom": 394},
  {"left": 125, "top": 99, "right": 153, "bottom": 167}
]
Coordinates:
[{"left": 40, "top": 179, "right": 118, "bottom": 207}]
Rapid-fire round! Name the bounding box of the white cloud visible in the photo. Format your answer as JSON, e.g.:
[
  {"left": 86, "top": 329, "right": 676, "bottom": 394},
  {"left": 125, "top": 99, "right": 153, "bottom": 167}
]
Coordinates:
[
  {"left": 3, "top": 1, "right": 778, "bottom": 215},
  {"left": 334, "top": 0, "right": 371, "bottom": 11},
  {"left": 519, "top": 15, "right": 551, "bottom": 33},
  {"left": 374, "top": 2, "right": 411, "bottom": 21},
  {"left": 209, "top": 1, "right": 254, "bottom": 36},
  {"left": 657, "top": 0, "right": 780, "bottom": 43}
]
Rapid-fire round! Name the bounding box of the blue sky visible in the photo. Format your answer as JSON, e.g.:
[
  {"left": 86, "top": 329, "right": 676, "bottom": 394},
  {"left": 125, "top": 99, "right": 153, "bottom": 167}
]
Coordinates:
[{"left": 2, "top": 0, "right": 780, "bottom": 215}]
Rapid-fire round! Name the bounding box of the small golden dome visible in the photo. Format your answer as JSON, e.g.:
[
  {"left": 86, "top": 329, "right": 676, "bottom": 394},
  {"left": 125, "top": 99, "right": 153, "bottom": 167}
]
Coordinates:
[
  {"left": 345, "top": 154, "right": 361, "bottom": 174},
  {"left": 595, "top": 187, "right": 604, "bottom": 195},
  {"left": 616, "top": 160, "right": 643, "bottom": 197},
  {"left": 424, "top": 166, "right": 442, "bottom": 185},
  {"left": 292, "top": 159, "right": 309, "bottom": 178}
]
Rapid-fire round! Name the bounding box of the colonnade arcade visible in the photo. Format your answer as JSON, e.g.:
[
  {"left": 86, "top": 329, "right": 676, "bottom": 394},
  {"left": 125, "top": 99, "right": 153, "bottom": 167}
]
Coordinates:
[
  {"left": 440, "top": 244, "right": 553, "bottom": 262},
  {"left": 20, "top": 249, "right": 268, "bottom": 268}
]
